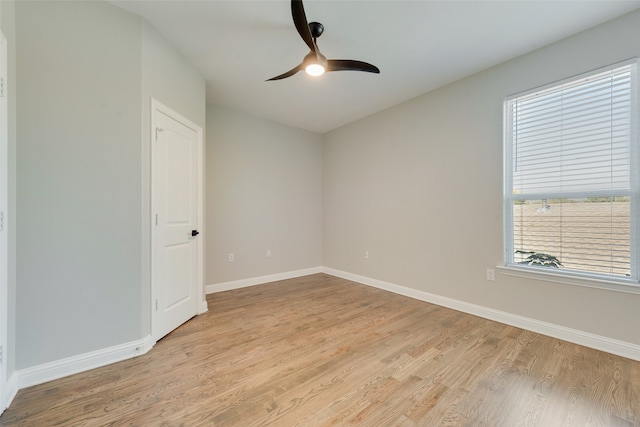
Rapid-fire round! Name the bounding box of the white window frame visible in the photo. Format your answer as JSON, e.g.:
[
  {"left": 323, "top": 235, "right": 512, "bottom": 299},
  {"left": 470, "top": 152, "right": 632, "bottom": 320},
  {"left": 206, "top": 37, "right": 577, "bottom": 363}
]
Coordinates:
[{"left": 502, "top": 59, "right": 640, "bottom": 294}]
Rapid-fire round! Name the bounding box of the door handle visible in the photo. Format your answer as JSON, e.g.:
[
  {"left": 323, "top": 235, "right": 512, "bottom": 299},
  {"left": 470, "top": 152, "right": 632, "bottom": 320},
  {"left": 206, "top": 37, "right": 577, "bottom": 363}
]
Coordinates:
[{"left": 191, "top": 230, "right": 200, "bottom": 237}]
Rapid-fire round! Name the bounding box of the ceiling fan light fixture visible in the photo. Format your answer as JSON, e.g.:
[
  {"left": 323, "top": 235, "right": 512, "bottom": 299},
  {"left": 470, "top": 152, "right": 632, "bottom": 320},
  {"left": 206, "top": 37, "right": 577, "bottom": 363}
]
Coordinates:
[
  {"left": 302, "top": 50, "right": 327, "bottom": 77},
  {"left": 305, "top": 63, "right": 325, "bottom": 76}
]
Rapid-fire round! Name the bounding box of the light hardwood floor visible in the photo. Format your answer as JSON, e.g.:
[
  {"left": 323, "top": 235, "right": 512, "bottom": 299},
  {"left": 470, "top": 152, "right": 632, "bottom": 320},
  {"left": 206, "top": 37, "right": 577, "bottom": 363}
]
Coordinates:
[{"left": 1, "top": 273, "right": 639, "bottom": 426}]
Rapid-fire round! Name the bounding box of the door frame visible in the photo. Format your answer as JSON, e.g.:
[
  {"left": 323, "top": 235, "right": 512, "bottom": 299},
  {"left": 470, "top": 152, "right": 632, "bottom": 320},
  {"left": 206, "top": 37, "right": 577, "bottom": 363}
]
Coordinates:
[
  {"left": 0, "top": 30, "right": 9, "bottom": 412},
  {"left": 150, "top": 98, "right": 206, "bottom": 342}
]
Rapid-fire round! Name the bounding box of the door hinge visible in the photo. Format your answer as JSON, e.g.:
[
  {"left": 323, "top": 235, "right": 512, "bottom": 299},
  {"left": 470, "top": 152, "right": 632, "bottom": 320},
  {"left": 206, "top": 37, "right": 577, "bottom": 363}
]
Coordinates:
[
  {"left": 155, "top": 299, "right": 158, "bottom": 311},
  {"left": 0, "top": 345, "right": 3, "bottom": 365},
  {"left": 0, "top": 211, "right": 4, "bottom": 232},
  {"left": 155, "top": 214, "right": 158, "bottom": 226},
  {"left": 155, "top": 127, "right": 164, "bottom": 141},
  {"left": 0, "top": 77, "right": 5, "bottom": 98}
]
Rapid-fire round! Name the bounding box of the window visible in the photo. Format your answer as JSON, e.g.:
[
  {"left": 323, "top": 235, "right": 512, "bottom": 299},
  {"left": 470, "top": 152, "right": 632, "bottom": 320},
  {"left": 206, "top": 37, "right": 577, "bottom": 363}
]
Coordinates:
[{"left": 504, "top": 60, "right": 638, "bottom": 284}]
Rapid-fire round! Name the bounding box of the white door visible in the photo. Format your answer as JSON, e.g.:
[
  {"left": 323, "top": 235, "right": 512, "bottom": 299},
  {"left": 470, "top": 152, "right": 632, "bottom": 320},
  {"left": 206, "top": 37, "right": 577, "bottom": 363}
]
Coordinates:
[{"left": 151, "top": 100, "right": 203, "bottom": 341}]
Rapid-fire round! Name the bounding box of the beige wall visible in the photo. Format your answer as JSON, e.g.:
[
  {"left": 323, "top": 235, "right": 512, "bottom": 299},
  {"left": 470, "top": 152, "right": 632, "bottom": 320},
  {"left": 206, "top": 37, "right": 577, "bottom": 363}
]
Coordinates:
[
  {"left": 323, "top": 9, "right": 640, "bottom": 346},
  {"left": 206, "top": 105, "right": 322, "bottom": 285}
]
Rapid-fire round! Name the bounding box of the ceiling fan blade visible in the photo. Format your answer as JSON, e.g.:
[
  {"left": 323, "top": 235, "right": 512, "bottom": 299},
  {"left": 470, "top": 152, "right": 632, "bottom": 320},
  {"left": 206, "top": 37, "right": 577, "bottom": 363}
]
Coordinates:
[
  {"left": 291, "top": 0, "right": 315, "bottom": 51},
  {"left": 327, "top": 60, "right": 380, "bottom": 74},
  {"left": 266, "top": 64, "right": 303, "bottom": 81}
]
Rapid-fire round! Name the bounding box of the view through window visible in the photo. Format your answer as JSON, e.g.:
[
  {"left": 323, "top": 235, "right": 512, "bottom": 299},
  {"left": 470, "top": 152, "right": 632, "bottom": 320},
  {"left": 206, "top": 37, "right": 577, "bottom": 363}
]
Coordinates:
[{"left": 504, "top": 61, "right": 637, "bottom": 281}]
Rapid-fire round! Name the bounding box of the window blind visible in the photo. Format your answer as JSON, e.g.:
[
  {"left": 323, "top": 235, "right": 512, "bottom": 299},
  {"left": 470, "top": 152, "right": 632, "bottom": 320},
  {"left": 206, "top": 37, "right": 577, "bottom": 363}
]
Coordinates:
[{"left": 505, "top": 61, "right": 637, "bottom": 281}]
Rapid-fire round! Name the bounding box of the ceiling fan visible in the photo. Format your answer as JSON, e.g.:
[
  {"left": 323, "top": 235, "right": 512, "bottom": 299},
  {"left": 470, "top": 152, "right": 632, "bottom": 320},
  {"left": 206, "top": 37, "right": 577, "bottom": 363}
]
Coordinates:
[{"left": 267, "top": 0, "right": 380, "bottom": 81}]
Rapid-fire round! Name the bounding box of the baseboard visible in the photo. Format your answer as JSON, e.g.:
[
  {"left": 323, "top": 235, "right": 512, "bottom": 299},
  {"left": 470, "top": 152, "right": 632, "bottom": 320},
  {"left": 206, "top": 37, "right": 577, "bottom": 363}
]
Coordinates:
[
  {"left": 8, "top": 267, "right": 638, "bottom": 401},
  {"left": 199, "top": 299, "right": 209, "bottom": 314},
  {"left": 322, "top": 267, "right": 640, "bottom": 362},
  {"left": 206, "top": 266, "right": 324, "bottom": 294},
  {"left": 17, "top": 335, "right": 156, "bottom": 389},
  {"left": 1, "top": 371, "right": 18, "bottom": 414}
]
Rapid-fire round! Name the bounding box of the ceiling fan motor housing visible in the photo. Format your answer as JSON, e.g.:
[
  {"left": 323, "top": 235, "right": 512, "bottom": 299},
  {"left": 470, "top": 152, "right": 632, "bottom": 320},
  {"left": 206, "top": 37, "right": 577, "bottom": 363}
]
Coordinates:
[{"left": 309, "top": 21, "right": 324, "bottom": 38}]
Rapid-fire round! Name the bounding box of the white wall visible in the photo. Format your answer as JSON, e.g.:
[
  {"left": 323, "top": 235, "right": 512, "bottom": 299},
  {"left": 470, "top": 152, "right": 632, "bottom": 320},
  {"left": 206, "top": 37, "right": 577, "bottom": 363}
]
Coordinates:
[
  {"left": 206, "top": 105, "right": 322, "bottom": 285},
  {"left": 16, "top": 0, "right": 143, "bottom": 369},
  {"left": 0, "top": 0, "right": 16, "bottom": 384},
  {"left": 323, "top": 10, "right": 640, "bottom": 347},
  {"left": 141, "top": 21, "right": 206, "bottom": 129},
  {"left": 15, "top": 1, "right": 205, "bottom": 370}
]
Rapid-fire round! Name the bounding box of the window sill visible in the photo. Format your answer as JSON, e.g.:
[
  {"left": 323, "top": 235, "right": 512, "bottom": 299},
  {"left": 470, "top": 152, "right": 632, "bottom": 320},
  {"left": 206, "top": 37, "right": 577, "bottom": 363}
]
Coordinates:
[{"left": 497, "top": 265, "right": 640, "bottom": 295}]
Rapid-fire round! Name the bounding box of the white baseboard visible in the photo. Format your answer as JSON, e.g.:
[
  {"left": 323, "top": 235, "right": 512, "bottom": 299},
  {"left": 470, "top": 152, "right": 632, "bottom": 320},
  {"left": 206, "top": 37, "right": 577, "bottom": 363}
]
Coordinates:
[
  {"left": 7, "top": 265, "right": 638, "bottom": 407},
  {"left": 206, "top": 266, "right": 324, "bottom": 294},
  {"left": 17, "top": 335, "right": 155, "bottom": 389},
  {"left": 199, "top": 300, "right": 209, "bottom": 314},
  {"left": 322, "top": 267, "right": 640, "bottom": 362},
  {"left": 1, "top": 371, "right": 18, "bottom": 414}
]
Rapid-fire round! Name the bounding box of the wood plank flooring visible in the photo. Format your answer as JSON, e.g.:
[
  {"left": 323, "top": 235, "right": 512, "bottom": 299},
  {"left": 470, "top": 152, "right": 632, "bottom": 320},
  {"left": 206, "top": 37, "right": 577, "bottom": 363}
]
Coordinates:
[{"left": 1, "top": 273, "right": 639, "bottom": 426}]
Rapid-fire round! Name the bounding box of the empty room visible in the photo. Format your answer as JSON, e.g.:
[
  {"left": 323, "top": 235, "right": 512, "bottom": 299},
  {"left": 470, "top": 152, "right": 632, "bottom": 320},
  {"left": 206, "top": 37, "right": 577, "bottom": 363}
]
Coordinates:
[{"left": 1, "top": 0, "right": 639, "bottom": 425}]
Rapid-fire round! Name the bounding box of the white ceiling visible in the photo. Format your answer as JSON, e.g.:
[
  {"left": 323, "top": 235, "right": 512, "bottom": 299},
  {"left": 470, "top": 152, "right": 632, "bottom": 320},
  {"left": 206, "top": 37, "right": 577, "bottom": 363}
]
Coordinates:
[{"left": 112, "top": 0, "right": 640, "bottom": 134}]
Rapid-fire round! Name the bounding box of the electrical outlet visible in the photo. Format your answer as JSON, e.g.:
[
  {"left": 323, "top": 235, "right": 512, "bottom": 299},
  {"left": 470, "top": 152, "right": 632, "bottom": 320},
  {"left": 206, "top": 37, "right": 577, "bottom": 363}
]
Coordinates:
[
  {"left": 228, "top": 253, "right": 235, "bottom": 262},
  {"left": 364, "top": 250, "right": 369, "bottom": 259},
  {"left": 486, "top": 268, "right": 495, "bottom": 281},
  {"left": 266, "top": 249, "right": 272, "bottom": 257}
]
